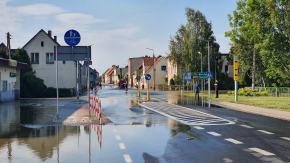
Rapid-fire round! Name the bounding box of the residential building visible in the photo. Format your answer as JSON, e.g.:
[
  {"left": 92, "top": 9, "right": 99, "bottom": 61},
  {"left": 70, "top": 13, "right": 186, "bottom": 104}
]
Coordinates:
[
  {"left": 128, "top": 57, "right": 144, "bottom": 87},
  {"left": 220, "top": 53, "right": 233, "bottom": 78},
  {"left": 103, "top": 65, "right": 118, "bottom": 84},
  {"left": 23, "top": 29, "right": 78, "bottom": 92},
  {"left": 167, "top": 59, "right": 178, "bottom": 85},
  {"left": 0, "top": 58, "right": 27, "bottom": 102},
  {"left": 134, "top": 56, "right": 168, "bottom": 89}
]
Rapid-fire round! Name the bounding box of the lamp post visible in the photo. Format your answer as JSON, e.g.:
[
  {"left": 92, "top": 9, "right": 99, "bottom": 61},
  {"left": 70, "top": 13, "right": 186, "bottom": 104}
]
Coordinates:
[{"left": 146, "top": 48, "right": 156, "bottom": 91}]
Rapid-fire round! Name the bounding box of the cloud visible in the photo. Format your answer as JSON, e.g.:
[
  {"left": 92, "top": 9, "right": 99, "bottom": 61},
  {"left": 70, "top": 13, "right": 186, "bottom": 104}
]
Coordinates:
[
  {"left": 56, "top": 13, "right": 106, "bottom": 27},
  {"left": 16, "top": 3, "right": 64, "bottom": 16}
]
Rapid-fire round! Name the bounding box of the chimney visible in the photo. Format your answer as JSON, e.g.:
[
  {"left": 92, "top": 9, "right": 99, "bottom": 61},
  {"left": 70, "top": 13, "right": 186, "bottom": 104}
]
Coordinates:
[
  {"left": 48, "top": 30, "right": 52, "bottom": 37},
  {"left": 54, "top": 36, "right": 57, "bottom": 42}
]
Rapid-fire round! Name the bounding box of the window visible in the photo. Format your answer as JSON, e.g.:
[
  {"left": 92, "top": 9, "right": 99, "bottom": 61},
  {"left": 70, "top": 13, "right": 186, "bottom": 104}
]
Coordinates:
[
  {"left": 46, "top": 53, "right": 54, "bottom": 64},
  {"left": 225, "top": 65, "right": 229, "bottom": 73},
  {"left": 2, "top": 81, "right": 7, "bottom": 92},
  {"left": 41, "top": 41, "right": 44, "bottom": 47},
  {"left": 161, "top": 65, "right": 167, "bottom": 71},
  {"left": 63, "top": 60, "right": 66, "bottom": 64},
  {"left": 31, "top": 53, "right": 39, "bottom": 64}
]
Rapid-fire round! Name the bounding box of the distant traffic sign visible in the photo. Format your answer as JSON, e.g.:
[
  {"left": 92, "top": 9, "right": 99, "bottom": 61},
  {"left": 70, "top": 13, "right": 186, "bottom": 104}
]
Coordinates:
[
  {"left": 145, "top": 74, "right": 151, "bottom": 81},
  {"left": 234, "top": 60, "right": 239, "bottom": 81},
  {"left": 183, "top": 72, "right": 192, "bottom": 81},
  {"left": 64, "top": 29, "right": 81, "bottom": 46},
  {"left": 198, "top": 72, "right": 212, "bottom": 79}
]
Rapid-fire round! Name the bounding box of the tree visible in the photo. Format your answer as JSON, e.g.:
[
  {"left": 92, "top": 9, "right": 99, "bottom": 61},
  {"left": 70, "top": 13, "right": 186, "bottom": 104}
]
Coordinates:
[
  {"left": 226, "top": 0, "right": 290, "bottom": 87},
  {"left": 168, "top": 8, "right": 220, "bottom": 81},
  {"left": 0, "top": 49, "right": 8, "bottom": 59}
]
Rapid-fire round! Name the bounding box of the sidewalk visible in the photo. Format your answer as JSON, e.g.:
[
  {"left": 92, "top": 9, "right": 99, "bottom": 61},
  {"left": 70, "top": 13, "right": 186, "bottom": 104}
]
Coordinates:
[
  {"left": 212, "top": 101, "right": 290, "bottom": 121},
  {"left": 63, "top": 104, "right": 111, "bottom": 125}
]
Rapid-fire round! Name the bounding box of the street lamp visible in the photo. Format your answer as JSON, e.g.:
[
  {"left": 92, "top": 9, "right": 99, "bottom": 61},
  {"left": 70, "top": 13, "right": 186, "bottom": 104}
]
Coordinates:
[{"left": 146, "top": 48, "right": 156, "bottom": 90}]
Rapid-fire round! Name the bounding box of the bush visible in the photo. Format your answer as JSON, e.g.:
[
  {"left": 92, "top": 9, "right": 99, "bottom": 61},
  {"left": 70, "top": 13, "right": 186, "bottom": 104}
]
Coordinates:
[
  {"left": 227, "top": 88, "right": 269, "bottom": 96},
  {"left": 169, "top": 79, "right": 175, "bottom": 85},
  {"left": 44, "top": 87, "right": 75, "bottom": 97}
]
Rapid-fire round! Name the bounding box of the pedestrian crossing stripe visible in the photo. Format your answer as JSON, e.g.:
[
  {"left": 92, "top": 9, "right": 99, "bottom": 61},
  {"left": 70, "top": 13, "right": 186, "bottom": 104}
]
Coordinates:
[{"left": 140, "top": 101, "right": 235, "bottom": 126}]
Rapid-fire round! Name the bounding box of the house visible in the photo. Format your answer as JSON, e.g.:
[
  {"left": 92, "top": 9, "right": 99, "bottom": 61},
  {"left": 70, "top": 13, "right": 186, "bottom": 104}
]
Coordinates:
[
  {"left": 131, "top": 56, "right": 168, "bottom": 89},
  {"left": 0, "top": 58, "right": 27, "bottom": 102},
  {"left": 128, "top": 57, "right": 144, "bottom": 87},
  {"left": 23, "top": 29, "right": 78, "bottom": 93},
  {"left": 103, "top": 65, "right": 118, "bottom": 84},
  {"left": 220, "top": 53, "right": 233, "bottom": 78},
  {"left": 80, "top": 61, "right": 99, "bottom": 89},
  {"left": 167, "top": 59, "right": 178, "bottom": 85}
]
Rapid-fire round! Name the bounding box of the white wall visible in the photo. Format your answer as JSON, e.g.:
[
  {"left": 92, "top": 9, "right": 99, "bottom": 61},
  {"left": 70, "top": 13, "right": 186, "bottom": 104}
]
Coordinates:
[
  {"left": 24, "top": 31, "right": 77, "bottom": 89},
  {"left": 0, "top": 66, "right": 17, "bottom": 102}
]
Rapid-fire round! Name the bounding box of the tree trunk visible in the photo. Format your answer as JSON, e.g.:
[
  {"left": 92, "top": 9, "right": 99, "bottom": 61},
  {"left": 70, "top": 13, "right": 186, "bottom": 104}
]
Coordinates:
[{"left": 252, "top": 47, "right": 256, "bottom": 90}]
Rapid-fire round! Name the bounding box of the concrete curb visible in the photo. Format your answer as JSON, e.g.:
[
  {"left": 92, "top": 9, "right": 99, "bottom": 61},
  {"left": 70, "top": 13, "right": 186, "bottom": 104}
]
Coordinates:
[{"left": 212, "top": 101, "right": 290, "bottom": 122}]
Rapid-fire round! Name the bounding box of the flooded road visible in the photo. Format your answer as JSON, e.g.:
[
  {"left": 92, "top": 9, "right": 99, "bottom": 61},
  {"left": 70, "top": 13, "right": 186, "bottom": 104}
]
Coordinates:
[{"left": 1, "top": 87, "right": 290, "bottom": 163}]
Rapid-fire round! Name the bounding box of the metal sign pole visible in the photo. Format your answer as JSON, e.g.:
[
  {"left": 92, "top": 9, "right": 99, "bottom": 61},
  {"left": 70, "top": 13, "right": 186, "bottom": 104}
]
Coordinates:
[
  {"left": 207, "top": 41, "right": 211, "bottom": 108},
  {"left": 234, "top": 56, "right": 239, "bottom": 102},
  {"left": 55, "top": 46, "right": 59, "bottom": 117},
  {"left": 87, "top": 61, "right": 91, "bottom": 117}
]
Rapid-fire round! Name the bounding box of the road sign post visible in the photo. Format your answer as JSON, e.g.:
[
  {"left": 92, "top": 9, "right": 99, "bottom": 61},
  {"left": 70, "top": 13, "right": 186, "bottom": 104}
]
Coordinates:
[
  {"left": 64, "top": 29, "right": 81, "bottom": 99},
  {"left": 145, "top": 74, "right": 151, "bottom": 101},
  {"left": 234, "top": 56, "right": 239, "bottom": 102},
  {"left": 136, "top": 76, "right": 141, "bottom": 98}
]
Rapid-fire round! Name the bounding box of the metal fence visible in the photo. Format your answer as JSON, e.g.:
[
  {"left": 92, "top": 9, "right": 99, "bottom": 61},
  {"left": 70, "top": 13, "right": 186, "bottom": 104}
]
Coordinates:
[
  {"left": 157, "top": 85, "right": 290, "bottom": 97},
  {"left": 246, "top": 87, "right": 290, "bottom": 97}
]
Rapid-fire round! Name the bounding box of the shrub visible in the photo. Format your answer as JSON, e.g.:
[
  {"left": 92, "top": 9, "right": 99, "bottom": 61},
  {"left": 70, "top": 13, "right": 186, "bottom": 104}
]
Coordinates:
[{"left": 227, "top": 88, "right": 269, "bottom": 96}]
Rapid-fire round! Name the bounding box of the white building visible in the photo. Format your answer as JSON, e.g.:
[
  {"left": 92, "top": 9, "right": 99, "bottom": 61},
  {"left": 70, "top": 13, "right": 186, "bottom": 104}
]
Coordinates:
[
  {"left": 23, "top": 29, "right": 77, "bottom": 91},
  {"left": 0, "top": 58, "right": 25, "bottom": 102}
]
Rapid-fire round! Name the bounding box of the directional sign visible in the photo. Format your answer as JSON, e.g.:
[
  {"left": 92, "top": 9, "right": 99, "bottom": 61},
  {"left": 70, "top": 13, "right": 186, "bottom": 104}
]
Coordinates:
[
  {"left": 198, "top": 72, "right": 212, "bottom": 79},
  {"left": 64, "top": 29, "right": 81, "bottom": 46},
  {"left": 183, "top": 72, "right": 192, "bottom": 81},
  {"left": 56, "top": 46, "right": 91, "bottom": 61},
  {"left": 145, "top": 74, "right": 151, "bottom": 81}
]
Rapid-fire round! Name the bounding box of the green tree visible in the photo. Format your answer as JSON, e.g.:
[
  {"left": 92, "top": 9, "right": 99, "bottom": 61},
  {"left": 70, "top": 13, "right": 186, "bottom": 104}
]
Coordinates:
[
  {"left": 0, "top": 49, "right": 8, "bottom": 59},
  {"left": 226, "top": 0, "right": 290, "bottom": 87},
  {"left": 168, "top": 8, "right": 220, "bottom": 78}
]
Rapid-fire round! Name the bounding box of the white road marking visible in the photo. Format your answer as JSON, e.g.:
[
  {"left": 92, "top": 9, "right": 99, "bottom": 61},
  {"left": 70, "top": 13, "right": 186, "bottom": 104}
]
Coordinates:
[
  {"left": 123, "top": 154, "right": 132, "bottom": 163},
  {"left": 207, "top": 132, "right": 221, "bottom": 136},
  {"left": 225, "top": 138, "right": 243, "bottom": 144},
  {"left": 240, "top": 124, "right": 254, "bottom": 129},
  {"left": 281, "top": 137, "right": 290, "bottom": 141},
  {"left": 248, "top": 148, "right": 275, "bottom": 156},
  {"left": 115, "top": 135, "right": 121, "bottom": 141},
  {"left": 118, "top": 143, "right": 126, "bottom": 150},
  {"left": 257, "top": 130, "right": 274, "bottom": 135},
  {"left": 194, "top": 126, "right": 205, "bottom": 130}
]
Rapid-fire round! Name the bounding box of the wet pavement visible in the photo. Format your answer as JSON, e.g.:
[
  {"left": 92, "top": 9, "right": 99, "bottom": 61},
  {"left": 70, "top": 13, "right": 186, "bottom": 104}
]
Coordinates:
[{"left": 0, "top": 87, "right": 290, "bottom": 162}]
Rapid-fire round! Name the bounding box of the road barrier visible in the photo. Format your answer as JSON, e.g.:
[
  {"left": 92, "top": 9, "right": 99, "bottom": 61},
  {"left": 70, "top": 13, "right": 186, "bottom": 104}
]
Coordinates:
[{"left": 89, "top": 95, "right": 102, "bottom": 123}]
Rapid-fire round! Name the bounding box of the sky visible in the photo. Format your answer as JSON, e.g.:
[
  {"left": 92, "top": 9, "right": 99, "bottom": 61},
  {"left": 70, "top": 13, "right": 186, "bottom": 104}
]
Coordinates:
[{"left": 0, "top": 0, "right": 237, "bottom": 73}]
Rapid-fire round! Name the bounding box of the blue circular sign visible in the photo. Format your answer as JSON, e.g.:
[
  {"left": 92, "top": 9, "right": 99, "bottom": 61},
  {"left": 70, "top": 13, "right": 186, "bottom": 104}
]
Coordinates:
[
  {"left": 145, "top": 74, "right": 151, "bottom": 81},
  {"left": 64, "top": 29, "right": 81, "bottom": 46}
]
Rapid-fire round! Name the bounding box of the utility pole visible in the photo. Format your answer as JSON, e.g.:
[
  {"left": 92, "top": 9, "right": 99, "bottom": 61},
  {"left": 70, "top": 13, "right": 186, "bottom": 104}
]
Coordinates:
[
  {"left": 207, "top": 41, "right": 211, "bottom": 103},
  {"left": 6, "top": 32, "right": 11, "bottom": 59},
  {"left": 146, "top": 48, "right": 156, "bottom": 91}
]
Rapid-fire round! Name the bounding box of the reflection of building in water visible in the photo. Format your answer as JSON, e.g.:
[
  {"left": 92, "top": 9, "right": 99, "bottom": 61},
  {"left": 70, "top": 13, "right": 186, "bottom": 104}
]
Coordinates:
[
  {"left": 0, "top": 102, "right": 20, "bottom": 137},
  {"left": 1, "top": 126, "right": 79, "bottom": 161}
]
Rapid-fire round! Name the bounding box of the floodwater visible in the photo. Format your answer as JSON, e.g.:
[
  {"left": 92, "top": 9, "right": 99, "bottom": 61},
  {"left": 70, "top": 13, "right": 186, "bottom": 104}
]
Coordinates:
[{"left": 0, "top": 88, "right": 206, "bottom": 163}]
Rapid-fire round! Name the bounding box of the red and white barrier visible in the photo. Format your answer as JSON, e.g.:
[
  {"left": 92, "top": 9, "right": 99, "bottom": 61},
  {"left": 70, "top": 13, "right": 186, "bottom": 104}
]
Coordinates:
[{"left": 89, "top": 95, "right": 102, "bottom": 123}]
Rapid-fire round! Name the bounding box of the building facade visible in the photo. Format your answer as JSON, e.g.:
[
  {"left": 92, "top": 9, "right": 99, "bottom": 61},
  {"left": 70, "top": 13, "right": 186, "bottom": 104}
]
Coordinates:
[{"left": 23, "top": 29, "right": 77, "bottom": 91}]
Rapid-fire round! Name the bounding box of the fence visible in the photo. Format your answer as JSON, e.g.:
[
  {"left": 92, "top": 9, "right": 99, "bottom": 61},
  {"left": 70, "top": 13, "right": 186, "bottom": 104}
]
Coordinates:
[
  {"left": 247, "top": 87, "right": 290, "bottom": 97},
  {"left": 89, "top": 95, "right": 103, "bottom": 123}
]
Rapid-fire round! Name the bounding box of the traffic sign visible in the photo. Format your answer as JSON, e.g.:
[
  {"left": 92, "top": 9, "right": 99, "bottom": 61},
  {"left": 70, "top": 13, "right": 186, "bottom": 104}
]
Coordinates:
[
  {"left": 183, "top": 72, "right": 192, "bottom": 81},
  {"left": 234, "top": 60, "right": 239, "bottom": 81},
  {"left": 145, "top": 74, "right": 151, "bottom": 81},
  {"left": 198, "top": 72, "right": 212, "bottom": 79},
  {"left": 64, "top": 29, "right": 81, "bottom": 46}
]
